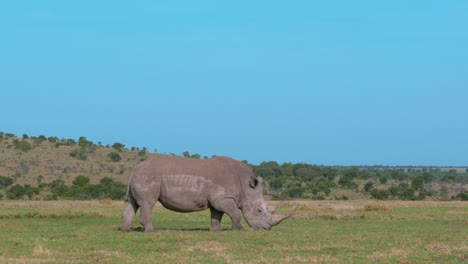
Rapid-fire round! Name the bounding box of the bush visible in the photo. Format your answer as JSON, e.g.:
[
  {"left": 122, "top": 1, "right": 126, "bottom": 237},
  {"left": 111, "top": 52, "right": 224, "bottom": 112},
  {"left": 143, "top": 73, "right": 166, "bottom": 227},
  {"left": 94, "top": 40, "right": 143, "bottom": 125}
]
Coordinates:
[
  {"left": 138, "top": 148, "right": 147, "bottom": 157},
  {"left": 370, "top": 189, "right": 390, "bottom": 200},
  {"left": 379, "top": 176, "right": 388, "bottom": 184},
  {"left": 364, "top": 181, "right": 374, "bottom": 192},
  {"left": 455, "top": 191, "right": 468, "bottom": 201},
  {"left": 112, "top": 142, "right": 125, "bottom": 151},
  {"left": 0, "top": 176, "right": 13, "bottom": 189},
  {"left": 284, "top": 186, "right": 304, "bottom": 198},
  {"left": 49, "top": 179, "right": 69, "bottom": 196},
  {"left": 70, "top": 148, "right": 87, "bottom": 160},
  {"left": 13, "top": 139, "right": 32, "bottom": 152},
  {"left": 0, "top": 192, "right": 3, "bottom": 200},
  {"left": 7, "top": 184, "right": 27, "bottom": 200},
  {"left": 335, "top": 195, "right": 349, "bottom": 200},
  {"left": 108, "top": 152, "right": 122, "bottom": 162},
  {"left": 338, "top": 175, "right": 357, "bottom": 189}
]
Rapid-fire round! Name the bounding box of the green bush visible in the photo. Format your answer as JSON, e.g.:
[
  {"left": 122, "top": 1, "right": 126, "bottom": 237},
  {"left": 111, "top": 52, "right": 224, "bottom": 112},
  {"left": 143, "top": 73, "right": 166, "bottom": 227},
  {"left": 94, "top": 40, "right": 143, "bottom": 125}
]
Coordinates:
[
  {"left": 370, "top": 189, "right": 390, "bottom": 200},
  {"left": 13, "top": 139, "right": 32, "bottom": 152},
  {"left": 364, "top": 181, "right": 374, "bottom": 192},
  {"left": 108, "top": 152, "right": 122, "bottom": 162},
  {"left": 70, "top": 148, "right": 87, "bottom": 160},
  {"left": 7, "top": 184, "right": 26, "bottom": 200},
  {"left": 0, "top": 176, "right": 13, "bottom": 189}
]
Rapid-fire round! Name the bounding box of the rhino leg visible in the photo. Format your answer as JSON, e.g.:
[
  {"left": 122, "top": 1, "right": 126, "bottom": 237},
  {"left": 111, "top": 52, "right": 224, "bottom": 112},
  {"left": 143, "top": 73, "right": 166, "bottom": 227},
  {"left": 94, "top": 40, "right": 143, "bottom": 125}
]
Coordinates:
[
  {"left": 121, "top": 199, "right": 139, "bottom": 232},
  {"left": 209, "top": 207, "right": 224, "bottom": 231},
  {"left": 211, "top": 198, "right": 242, "bottom": 231},
  {"left": 139, "top": 201, "right": 156, "bottom": 232}
]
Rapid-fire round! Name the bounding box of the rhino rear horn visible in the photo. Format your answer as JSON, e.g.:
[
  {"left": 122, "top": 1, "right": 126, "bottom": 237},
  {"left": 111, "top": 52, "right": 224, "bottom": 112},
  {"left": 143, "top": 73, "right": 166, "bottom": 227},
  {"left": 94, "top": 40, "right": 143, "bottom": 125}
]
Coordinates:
[
  {"left": 269, "top": 204, "right": 300, "bottom": 227},
  {"left": 267, "top": 204, "right": 280, "bottom": 214}
]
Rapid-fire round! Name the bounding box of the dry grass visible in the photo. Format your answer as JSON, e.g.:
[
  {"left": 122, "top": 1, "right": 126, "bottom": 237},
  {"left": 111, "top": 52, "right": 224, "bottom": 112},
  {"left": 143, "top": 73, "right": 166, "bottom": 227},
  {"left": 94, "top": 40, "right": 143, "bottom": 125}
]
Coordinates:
[
  {"left": 0, "top": 200, "right": 466, "bottom": 263},
  {"left": 0, "top": 137, "right": 162, "bottom": 185}
]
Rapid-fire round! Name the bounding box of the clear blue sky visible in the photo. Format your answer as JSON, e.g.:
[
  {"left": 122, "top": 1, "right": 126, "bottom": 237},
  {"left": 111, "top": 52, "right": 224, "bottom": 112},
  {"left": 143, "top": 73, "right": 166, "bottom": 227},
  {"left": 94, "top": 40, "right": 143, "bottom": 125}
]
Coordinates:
[{"left": 1, "top": 1, "right": 467, "bottom": 166}]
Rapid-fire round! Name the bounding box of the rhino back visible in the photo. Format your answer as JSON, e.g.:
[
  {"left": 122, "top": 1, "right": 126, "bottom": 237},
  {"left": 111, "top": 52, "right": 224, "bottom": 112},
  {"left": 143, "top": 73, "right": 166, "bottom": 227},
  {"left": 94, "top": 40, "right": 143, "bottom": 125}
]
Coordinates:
[
  {"left": 135, "top": 156, "right": 252, "bottom": 187},
  {"left": 130, "top": 156, "right": 254, "bottom": 211}
]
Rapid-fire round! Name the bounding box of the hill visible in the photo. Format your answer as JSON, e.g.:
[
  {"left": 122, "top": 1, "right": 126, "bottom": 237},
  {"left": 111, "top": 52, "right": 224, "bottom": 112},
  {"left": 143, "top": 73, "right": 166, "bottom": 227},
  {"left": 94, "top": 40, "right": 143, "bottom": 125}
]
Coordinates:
[
  {"left": 0, "top": 132, "right": 162, "bottom": 186},
  {"left": 0, "top": 131, "right": 467, "bottom": 201}
]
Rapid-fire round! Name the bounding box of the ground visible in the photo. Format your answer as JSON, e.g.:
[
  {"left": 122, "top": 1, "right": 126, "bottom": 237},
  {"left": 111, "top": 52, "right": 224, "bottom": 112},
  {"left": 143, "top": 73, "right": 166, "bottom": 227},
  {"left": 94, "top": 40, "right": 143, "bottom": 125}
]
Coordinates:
[{"left": 0, "top": 200, "right": 466, "bottom": 263}]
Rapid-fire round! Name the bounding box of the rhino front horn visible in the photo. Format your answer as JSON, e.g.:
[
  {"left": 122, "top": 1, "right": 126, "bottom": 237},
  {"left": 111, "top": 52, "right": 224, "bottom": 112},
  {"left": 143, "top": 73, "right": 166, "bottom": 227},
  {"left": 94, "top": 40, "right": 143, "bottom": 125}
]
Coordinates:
[{"left": 269, "top": 204, "right": 300, "bottom": 227}]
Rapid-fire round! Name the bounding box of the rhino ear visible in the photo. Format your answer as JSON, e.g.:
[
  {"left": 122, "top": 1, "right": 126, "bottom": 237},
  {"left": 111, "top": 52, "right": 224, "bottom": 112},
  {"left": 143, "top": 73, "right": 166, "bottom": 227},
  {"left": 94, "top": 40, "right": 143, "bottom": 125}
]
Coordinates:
[{"left": 249, "top": 176, "right": 263, "bottom": 189}]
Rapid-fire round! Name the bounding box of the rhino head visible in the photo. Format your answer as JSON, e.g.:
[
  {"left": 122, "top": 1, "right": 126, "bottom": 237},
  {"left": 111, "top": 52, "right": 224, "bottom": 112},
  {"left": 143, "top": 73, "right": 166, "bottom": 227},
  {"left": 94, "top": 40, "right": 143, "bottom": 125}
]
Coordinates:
[{"left": 240, "top": 175, "right": 299, "bottom": 230}]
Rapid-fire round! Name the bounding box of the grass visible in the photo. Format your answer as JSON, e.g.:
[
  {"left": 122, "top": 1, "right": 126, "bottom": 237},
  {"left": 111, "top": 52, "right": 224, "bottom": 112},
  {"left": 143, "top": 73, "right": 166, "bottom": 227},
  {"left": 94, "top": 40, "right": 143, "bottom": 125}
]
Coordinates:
[{"left": 0, "top": 200, "right": 466, "bottom": 263}]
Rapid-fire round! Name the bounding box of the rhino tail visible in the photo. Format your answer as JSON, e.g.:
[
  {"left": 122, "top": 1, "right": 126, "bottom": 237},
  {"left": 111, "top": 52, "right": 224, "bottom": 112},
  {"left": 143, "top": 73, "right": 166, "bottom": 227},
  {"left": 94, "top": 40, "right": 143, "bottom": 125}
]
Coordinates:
[{"left": 124, "top": 173, "right": 133, "bottom": 202}]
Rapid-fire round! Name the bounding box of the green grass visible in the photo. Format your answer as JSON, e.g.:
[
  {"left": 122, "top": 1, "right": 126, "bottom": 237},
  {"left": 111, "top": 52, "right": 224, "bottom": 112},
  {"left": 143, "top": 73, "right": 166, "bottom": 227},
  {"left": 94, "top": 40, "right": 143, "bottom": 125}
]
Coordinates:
[{"left": 0, "top": 200, "right": 466, "bottom": 263}]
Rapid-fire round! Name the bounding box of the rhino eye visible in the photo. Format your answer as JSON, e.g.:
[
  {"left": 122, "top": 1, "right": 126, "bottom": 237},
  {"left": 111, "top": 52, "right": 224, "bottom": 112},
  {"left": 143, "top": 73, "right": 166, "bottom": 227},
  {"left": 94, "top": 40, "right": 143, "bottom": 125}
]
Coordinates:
[{"left": 257, "top": 209, "right": 262, "bottom": 213}]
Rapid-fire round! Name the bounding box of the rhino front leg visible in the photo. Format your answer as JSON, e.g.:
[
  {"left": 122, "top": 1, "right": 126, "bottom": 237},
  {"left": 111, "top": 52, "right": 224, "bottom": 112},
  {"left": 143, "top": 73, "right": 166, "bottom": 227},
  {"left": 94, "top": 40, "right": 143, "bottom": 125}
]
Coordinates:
[
  {"left": 211, "top": 198, "right": 242, "bottom": 230},
  {"left": 209, "top": 207, "right": 224, "bottom": 231}
]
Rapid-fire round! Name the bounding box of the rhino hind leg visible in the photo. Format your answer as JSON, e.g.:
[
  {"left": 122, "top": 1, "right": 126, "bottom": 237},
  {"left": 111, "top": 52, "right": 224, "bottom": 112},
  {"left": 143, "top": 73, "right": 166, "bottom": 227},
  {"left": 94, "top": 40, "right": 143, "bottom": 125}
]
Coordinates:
[
  {"left": 139, "top": 201, "right": 156, "bottom": 232},
  {"left": 120, "top": 198, "right": 139, "bottom": 232}
]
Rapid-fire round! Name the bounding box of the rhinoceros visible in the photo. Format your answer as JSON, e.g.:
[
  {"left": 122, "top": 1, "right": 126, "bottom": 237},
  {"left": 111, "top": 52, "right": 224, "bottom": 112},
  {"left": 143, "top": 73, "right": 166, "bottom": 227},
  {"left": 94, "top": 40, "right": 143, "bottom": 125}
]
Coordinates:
[{"left": 120, "top": 156, "right": 298, "bottom": 232}]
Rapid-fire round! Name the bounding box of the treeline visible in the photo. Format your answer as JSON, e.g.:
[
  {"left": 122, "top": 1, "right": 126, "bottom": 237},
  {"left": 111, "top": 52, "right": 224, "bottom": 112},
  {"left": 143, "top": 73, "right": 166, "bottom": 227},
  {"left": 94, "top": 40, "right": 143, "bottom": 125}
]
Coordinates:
[
  {"left": 250, "top": 161, "right": 468, "bottom": 201},
  {"left": 1, "top": 132, "right": 467, "bottom": 201},
  {"left": 0, "top": 175, "right": 125, "bottom": 201},
  {"left": 0, "top": 132, "right": 147, "bottom": 162}
]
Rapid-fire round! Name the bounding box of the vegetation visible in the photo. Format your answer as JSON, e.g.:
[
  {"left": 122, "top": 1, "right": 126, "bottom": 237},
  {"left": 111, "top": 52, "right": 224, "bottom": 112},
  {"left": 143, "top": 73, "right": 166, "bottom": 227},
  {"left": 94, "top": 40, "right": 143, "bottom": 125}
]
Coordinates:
[
  {"left": 0, "top": 200, "right": 466, "bottom": 263},
  {"left": 0, "top": 131, "right": 466, "bottom": 201}
]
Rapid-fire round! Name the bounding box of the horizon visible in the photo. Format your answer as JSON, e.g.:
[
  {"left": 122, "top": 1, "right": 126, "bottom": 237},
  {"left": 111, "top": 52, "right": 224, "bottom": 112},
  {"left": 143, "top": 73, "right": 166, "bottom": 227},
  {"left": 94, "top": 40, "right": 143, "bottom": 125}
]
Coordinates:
[
  {"left": 1, "top": 2, "right": 467, "bottom": 166},
  {"left": 2, "top": 130, "right": 468, "bottom": 168}
]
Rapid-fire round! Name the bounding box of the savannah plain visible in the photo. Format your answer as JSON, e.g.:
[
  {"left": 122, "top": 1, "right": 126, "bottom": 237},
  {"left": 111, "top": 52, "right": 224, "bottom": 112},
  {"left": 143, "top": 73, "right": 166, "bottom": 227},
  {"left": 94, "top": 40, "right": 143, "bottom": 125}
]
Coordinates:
[
  {"left": 0, "top": 134, "right": 467, "bottom": 263},
  {"left": 0, "top": 200, "right": 466, "bottom": 263}
]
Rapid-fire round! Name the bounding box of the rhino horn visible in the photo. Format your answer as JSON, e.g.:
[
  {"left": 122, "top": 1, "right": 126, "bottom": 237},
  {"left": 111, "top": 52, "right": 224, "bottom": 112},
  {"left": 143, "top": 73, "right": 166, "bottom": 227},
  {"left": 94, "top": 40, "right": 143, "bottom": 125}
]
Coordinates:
[
  {"left": 269, "top": 204, "right": 300, "bottom": 227},
  {"left": 267, "top": 204, "right": 280, "bottom": 214}
]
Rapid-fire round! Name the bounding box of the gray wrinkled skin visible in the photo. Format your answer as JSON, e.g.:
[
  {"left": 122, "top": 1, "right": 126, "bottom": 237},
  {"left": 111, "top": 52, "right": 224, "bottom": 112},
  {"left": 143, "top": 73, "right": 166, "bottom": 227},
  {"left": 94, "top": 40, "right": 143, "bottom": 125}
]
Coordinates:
[{"left": 120, "top": 156, "right": 298, "bottom": 232}]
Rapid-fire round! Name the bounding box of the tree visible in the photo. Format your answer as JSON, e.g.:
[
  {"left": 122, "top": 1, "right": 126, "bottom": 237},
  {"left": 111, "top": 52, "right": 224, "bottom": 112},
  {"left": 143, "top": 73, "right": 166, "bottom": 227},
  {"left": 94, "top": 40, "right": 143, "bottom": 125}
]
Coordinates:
[
  {"left": 285, "top": 186, "right": 304, "bottom": 198},
  {"left": 112, "top": 142, "right": 125, "bottom": 151},
  {"left": 7, "top": 184, "right": 27, "bottom": 200},
  {"left": 379, "top": 176, "right": 388, "bottom": 184},
  {"left": 69, "top": 175, "right": 92, "bottom": 199},
  {"left": 411, "top": 176, "right": 424, "bottom": 190},
  {"left": 78, "top": 137, "right": 91, "bottom": 147},
  {"left": 190, "top": 153, "right": 202, "bottom": 159},
  {"left": 13, "top": 139, "right": 32, "bottom": 152},
  {"left": 364, "top": 181, "right": 374, "bottom": 192},
  {"left": 138, "top": 147, "right": 147, "bottom": 157},
  {"left": 98, "top": 177, "right": 126, "bottom": 200},
  {"left": 48, "top": 136, "right": 58, "bottom": 143},
  {"left": 338, "top": 175, "right": 357, "bottom": 189},
  {"left": 370, "top": 189, "right": 390, "bottom": 200},
  {"left": 269, "top": 177, "right": 284, "bottom": 191},
  {"left": 0, "top": 176, "right": 13, "bottom": 189},
  {"left": 342, "top": 167, "right": 359, "bottom": 179},
  {"left": 398, "top": 183, "right": 415, "bottom": 200},
  {"left": 70, "top": 148, "right": 87, "bottom": 160},
  {"left": 108, "top": 152, "right": 122, "bottom": 162},
  {"left": 422, "top": 172, "right": 434, "bottom": 183},
  {"left": 65, "top": 138, "right": 77, "bottom": 146},
  {"left": 73, "top": 175, "right": 90, "bottom": 187},
  {"left": 49, "top": 179, "right": 68, "bottom": 196}
]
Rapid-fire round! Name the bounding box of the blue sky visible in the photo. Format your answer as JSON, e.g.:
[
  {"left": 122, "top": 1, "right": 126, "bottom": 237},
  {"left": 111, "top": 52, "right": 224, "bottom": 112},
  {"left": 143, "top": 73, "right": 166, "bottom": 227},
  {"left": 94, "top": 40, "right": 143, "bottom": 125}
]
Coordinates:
[{"left": 1, "top": 1, "right": 467, "bottom": 165}]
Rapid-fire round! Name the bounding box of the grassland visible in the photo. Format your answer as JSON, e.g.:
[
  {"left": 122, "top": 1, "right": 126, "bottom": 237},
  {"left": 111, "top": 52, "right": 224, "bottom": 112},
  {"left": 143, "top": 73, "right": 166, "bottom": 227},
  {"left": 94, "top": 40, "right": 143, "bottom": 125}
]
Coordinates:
[
  {"left": 0, "top": 136, "right": 161, "bottom": 186},
  {"left": 0, "top": 200, "right": 466, "bottom": 263}
]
